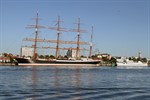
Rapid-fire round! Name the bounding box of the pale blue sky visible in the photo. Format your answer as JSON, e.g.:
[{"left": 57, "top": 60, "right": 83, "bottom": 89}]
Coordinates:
[{"left": 0, "top": 0, "right": 150, "bottom": 58}]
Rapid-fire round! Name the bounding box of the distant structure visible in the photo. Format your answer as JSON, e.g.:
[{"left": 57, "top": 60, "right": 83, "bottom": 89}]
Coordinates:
[
  {"left": 97, "top": 53, "right": 112, "bottom": 60},
  {"left": 138, "top": 51, "right": 142, "bottom": 58},
  {"left": 0, "top": 57, "right": 10, "bottom": 63},
  {"left": 66, "top": 48, "right": 80, "bottom": 58},
  {"left": 67, "top": 48, "right": 72, "bottom": 58},
  {"left": 21, "top": 47, "right": 33, "bottom": 57}
]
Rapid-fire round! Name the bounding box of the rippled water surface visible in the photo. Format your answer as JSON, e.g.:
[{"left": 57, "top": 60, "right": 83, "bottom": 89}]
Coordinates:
[{"left": 0, "top": 66, "right": 150, "bottom": 100}]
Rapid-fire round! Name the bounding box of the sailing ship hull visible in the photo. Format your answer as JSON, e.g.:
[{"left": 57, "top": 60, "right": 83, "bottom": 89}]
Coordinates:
[{"left": 15, "top": 58, "right": 100, "bottom": 66}]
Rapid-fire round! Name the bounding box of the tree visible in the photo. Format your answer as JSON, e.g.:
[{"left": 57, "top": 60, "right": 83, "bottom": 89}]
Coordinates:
[
  {"left": 129, "top": 57, "right": 132, "bottom": 60},
  {"left": 132, "top": 57, "right": 137, "bottom": 62},
  {"left": 91, "top": 55, "right": 98, "bottom": 59},
  {"left": 137, "top": 57, "right": 141, "bottom": 61},
  {"left": 50, "top": 55, "right": 55, "bottom": 59},
  {"left": 110, "top": 57, "right": 117, "bottom": 64},
  {"left": 39, "top": 55, "right": 44, "bottom": 59},
  {"left": 141, "top": 58, "right": 147, "bottom": 63},
  {"left": 3, "top": 53, "right": 8, "bottom": 57},
  {"left": 81, "top": 55, "right": 86, "bottom": 58},
  {"left": 102, "top": 57, "right": 109, "bottom": 62},
  {"left": 45, "top": 55, "right": 50, "bottom": 59}
]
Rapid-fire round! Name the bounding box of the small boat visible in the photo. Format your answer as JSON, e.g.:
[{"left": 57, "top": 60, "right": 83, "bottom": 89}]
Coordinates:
[{"left": 116, "top": 58, "right": 147, "bottom": 67}]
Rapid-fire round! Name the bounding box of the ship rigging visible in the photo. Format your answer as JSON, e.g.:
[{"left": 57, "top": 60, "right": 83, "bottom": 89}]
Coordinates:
[
  {"left": 23, "top": 11, "right": 91, "bottom": 60},
  {"left": 15, "top": 11, "right": 100, "bottom": 66}
]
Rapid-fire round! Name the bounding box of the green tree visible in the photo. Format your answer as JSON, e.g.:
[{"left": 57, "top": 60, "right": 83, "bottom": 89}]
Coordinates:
[
  {"left": 141, "top": 58, "right": 147, "bottom": 63},
  {"left": 91, "top": 54, "right": 98, "bottom": 59},
  {"left": 39, "top": 55, "right": 44, "bottom": 59},
  {"left": 110, "top": 57, "right": 117, "bottom": 64},
  {"left": 129, "top": 57, "right": 132, "bottom": 60},
  {"left": 102, "top": 57, "right": 109, "bottom": 62},
  {"left": 132, "top": 57, "right": 137, "bottom": 62},
  {"left": 50, "top": 55, "right": 55, "bottom": 59},
  {"left": 3, "top": 53, "right": 8, "bottom": 57},
  {"left": 45, "top": 55, "right": 50, "bottom": 59},
  {"left": 148, "top": 60, "right": 150, "bottom": 64}
]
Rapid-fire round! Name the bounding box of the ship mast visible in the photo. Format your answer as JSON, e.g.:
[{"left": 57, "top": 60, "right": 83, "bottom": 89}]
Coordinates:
[
  {"left": 24, "top": 15, "right": 88, "bottom": 59},
  {"left": 69, "top": 17, "right": 87, "bottom": 60},
  {"left": 25, "top": 11, "right": 45, "bottom": 61},
  {"left": 49, "top": 16, "right": 67, "bottom": 59},
  {"left": 89, "top": 26, "right": 93, "bottom": 58},
  {"left": 56, "top": 16, "right": 60, "bottom": 59},
  {"left": 76, "top": 18, "right": 80, "bottom": 59},
  {"left": 33, "top": 11, "right": 39, "bottom": 61}
]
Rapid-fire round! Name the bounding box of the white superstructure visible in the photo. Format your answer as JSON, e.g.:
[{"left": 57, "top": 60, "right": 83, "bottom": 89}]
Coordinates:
[{"left": 117, "top": 57, "right": 147, "bottom": 67}]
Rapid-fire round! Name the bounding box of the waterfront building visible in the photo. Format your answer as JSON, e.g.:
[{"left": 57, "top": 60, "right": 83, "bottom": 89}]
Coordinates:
[
  {"left": 72, "top": 50, "right": 80, "bottom": 58},
  {"left": 0, "top": 57, "right": 10, "bottom": 63},
  {"left": 66, "top": 49, "right": 80, "bottom": 59},
  {"left": 21, "top": 47, "right": 33, "bottom": 57},
  {"left": 97, "top": 53, "right": 112, "bottom": 60},
  {"left": 66, "top": 48, "right": 72, "bottom": 58}
]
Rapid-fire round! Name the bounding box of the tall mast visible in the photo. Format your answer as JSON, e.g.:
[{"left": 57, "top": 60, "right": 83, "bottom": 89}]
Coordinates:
[
  {"left": 56, "top": 16, "right": 60, "bottom": 59},
  {"left": 24, "top": 15, "right": 88, "bottom": 59},
  {"left": 89, "top": 26, "right": 93, "bottom": 58},
  {"left": 76, "top": 17, "right": 80, "bottom": 59},
  {"left": 33, "top": 11, "right": 39, "bottom": 61},
  {"left": 49, "top": 16, "right": 67, "bottom": 59},
  {"left": 69, "top": 17, "right": 87, "bottom": 59},
  {"left": 25, "top": 11, "right": 45, "bottom": 61}
]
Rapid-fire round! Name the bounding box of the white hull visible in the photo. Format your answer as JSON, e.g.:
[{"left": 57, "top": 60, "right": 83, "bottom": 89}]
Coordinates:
[
  {"left": 18, "top": 63, "right": 99, "bottom": 66},
  {"left": 117, "top": 63, "right": 147, "bottom": 67}
]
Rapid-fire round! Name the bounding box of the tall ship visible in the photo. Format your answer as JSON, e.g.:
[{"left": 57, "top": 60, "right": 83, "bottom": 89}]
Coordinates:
[{"left": 15, "top": 12, "right": 100, "bottom": 66}]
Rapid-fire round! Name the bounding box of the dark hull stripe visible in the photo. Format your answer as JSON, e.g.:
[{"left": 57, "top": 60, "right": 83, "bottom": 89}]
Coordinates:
[{"left": 15, "top": 58, "right": 100, "bottom": 65}]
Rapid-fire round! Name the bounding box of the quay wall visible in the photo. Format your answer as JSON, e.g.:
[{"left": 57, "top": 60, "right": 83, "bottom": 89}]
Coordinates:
[{"left": 0, "top": 63, "right": 15, "bottom": 66}]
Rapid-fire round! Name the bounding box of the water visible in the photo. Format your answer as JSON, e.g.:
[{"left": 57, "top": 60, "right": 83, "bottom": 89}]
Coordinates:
[{"left": 0, "top": 66, "right": 150, "bottom": 100}]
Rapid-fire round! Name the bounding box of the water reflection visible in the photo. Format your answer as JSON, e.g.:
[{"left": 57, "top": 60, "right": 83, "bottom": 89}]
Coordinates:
[
  {"left": 1, "top": 66, "right": 150, "bottom": 99},
  {"left": 54, "top": 68, "right": 61, "bottom": 98},
  {"left": 29, "top": 67, "right": 92, "bottom": 99},
  {"left": 31, "top": 67, "right": 38, "bottom": 100},
  {"left": 75, "top": 68, "right": 81, "bottom": 88},
  {"left": 55, "top": 68, "right": 60, "bottom": 89},
  {"left": 73, "top": 68, "right": 81, "bottom": 100}
]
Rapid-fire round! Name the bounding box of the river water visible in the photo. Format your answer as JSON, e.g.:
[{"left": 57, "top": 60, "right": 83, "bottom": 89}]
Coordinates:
[{"left": 0, "top": 66, "right": 150, "bottom": 100}]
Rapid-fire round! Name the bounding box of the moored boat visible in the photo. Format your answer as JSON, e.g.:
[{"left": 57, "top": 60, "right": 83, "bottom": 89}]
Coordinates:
[
  {"left": 15, "top": 11, "right": 100, "bottom": 66},
  {"left": 117, "top": 61, "right": 147, "bottom": 67},
  {"left": 15, "top": 57, "right": 100, "bottom": 66},
  {"left": 116, "top": 58, "right": 147, "bottom": 67}
]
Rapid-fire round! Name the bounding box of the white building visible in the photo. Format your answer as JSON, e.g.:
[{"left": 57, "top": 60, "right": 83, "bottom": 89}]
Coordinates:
[
  {"left": 97, "top": 53, "right": 112, "bottom": 60},
  {"left": 21, "top": 47, "right": 33, "bottom": 57},
  {"left": 72, "top": 50, "right": 80, "bottom": 58},
  {"left": 0, "top": 57, "right": 10, "bottom": 63}
]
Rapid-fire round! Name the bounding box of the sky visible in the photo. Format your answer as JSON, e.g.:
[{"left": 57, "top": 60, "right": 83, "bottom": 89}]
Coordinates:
[{"left": 0, "top": 0, "right": 150, "bottom": 58}]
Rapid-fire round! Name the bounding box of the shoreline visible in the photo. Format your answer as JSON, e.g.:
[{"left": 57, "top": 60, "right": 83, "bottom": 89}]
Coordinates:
[
  {"left": 0, "top": 63, "right": 16, "bottom": 66},
  {"left": 0, "top": 62, "right": 113, "bottom": 67},
  {"left": 0, "top": 63, "right": 149, "bottom": 67}
]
